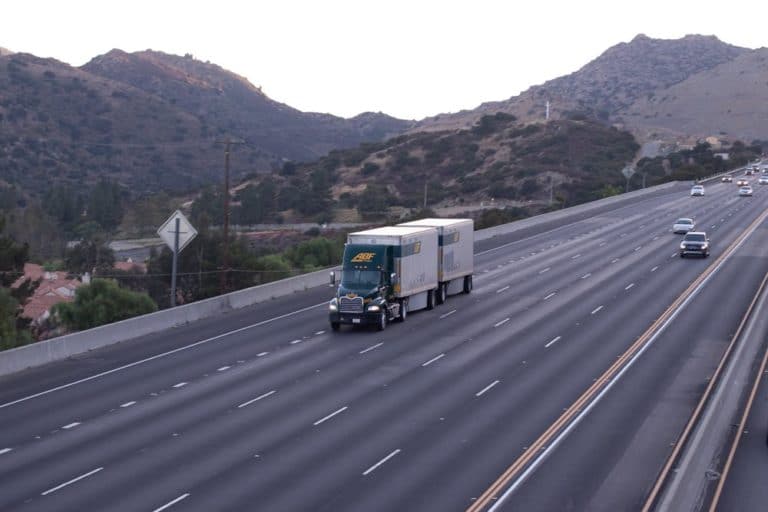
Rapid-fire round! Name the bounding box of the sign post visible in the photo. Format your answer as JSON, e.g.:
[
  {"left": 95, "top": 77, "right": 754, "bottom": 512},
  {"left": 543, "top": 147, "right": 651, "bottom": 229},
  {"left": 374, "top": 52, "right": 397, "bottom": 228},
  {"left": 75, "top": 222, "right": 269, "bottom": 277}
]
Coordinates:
[
  {"left": 621, "top": 165, "right": 636, "bottom": 193},
  {"left": 157, "top": 210, "right": 197, "bottom": 307}
]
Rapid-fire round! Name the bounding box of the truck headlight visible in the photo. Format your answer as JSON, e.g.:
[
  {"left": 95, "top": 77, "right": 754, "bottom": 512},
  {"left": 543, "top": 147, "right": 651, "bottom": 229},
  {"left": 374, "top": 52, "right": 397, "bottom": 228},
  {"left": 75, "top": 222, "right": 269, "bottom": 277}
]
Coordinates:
[
  {"left": 329, "top": 298, "right": 338, "bottom": 312},
  {"left": 680, "top": 242, "right": 686, "bottom": 249},
  {"left": 367, "top": 304, "right": 381, "bottom": 312}
]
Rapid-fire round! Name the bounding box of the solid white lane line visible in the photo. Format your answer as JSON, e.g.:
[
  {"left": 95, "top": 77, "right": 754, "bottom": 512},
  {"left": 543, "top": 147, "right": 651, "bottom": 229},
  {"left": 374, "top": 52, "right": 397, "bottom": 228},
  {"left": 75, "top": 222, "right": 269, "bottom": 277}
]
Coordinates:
[
  {"left": 290, "top": 339, "right": 303, "bottom": 345},
  {"left": 476, "top": 380, "right": 500, "bottom": 397},
  {"left": 539, "top": 267, "right": 551, "bottom": 274},
  {"left": 544, "top": 292, "right": 556, "bottom": 300},
  {"left": 494, "top": 318, "right": 510, "bottom": 328},
  {"left": 440, "top": 309, "right": 457, "bottom": 319},
  {"left": 422, "top": 354, "right": 445, "bottom": 367},
  {"left": 0, "top": 448, "right": 12, "bottom": 455},
  {"left": 496, "top": 285, "right": 510, "bottom": 293},
  {"left": 545, "top": 336, "right": 562, "bottom": 348},
  {"left": 257, "top": 352, "right": 269, "bottom": 357},
  {"left": 152, "top": 493, "right": 190, "bottom": 512},
  {"left": 0, "top": 302, "right": 327, "bottom": 411},
  {"left": 363, "top": 449, "right": 401, "bottom": 476},
  {"left": 173, "top": 382, "right": 187, "bottom": 388},
  {"left": 651, "top": 266, "right": 658, "bottom": 272},
  {"left": 41, "top": 467, "right": 103, "bottom": 496},
  {"left": 591, "top": 306, "right": 603, "bottom": 315},
  {"left": 359, "top": 342, "right": 383, "bottom": 354},
  {"left": 581, "top": 273, "right": 591, "bottom": 279},
  {"left": 572, "top": 254, "right": 581, "bottom": 259},
  {"left": 217, "top": 366, "right": 230, "bottom": 372},
  {"left": 62, "top": 422, "right": 80, "bottom": 430},
  {"left": 238, "top": 390, "right": 276, "bottom": 409},
  {"left": 120, "top": 401, "right": 136, "bottom": 408},
  {"left": 625, "top": 283, "right": 635, "bottom": 290},
  {"left": 313, "top": 406, "right": 348, "bottom": 426}
]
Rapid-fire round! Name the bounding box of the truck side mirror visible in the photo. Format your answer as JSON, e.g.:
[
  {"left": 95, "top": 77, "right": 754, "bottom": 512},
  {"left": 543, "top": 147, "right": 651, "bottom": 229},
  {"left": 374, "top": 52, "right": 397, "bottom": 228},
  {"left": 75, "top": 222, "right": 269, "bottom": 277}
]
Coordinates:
[{"left": 329, "top": 271, "right": 336, "bottom": 286}]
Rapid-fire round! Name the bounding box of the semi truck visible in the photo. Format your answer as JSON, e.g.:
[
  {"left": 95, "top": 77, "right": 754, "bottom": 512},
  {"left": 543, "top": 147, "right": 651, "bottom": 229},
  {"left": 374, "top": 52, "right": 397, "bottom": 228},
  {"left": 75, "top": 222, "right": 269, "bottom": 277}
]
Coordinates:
[
  {"left": 397, "top": 218, "right": 474, "bottom": 303},
  {"left": 328, "top": 219, "right": 474, "bottom": 331}
]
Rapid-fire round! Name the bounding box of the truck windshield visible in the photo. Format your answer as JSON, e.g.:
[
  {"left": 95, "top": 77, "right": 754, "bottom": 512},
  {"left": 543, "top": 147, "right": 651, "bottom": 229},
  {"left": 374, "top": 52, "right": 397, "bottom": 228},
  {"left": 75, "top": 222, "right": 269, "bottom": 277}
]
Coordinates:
[{"left": 341, "top": 270, "right": 380, "bottom": 289}]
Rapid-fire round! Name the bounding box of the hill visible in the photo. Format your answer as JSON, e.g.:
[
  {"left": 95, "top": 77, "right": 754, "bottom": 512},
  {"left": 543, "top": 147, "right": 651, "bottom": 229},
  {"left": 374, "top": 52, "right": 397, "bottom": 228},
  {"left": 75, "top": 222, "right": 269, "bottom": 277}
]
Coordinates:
[{"left": 413, "top": 35, "right": 763, "bottom": 145}]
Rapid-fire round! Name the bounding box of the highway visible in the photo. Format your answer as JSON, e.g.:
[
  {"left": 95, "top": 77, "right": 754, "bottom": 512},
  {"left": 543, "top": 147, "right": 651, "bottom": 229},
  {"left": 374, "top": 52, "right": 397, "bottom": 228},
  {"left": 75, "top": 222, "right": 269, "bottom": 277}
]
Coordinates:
[{"left": 2, "top": 173, "right": 768, "bottom": 511}]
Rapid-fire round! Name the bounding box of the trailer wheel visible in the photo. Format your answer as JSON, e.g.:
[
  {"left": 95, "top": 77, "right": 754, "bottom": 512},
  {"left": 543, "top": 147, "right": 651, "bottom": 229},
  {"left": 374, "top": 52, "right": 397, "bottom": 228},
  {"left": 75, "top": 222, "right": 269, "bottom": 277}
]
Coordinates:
[
  {"left": 377, "top": 312, "right": 387, "bottom": 331},
  {"left": 330, "top": 322, "right": 340, "bottom": 332},
  {"left": 463, "top": 275, "right": 473, "bottom": 294},
  {"left": 437, "top": 283, "right": 447, "bottom": 305},
  {"left": 399, "top": 300, "right": 408, "bottom": 322},
  {"left": 426, "top": 289, "right": 435, "bottom": 310}
]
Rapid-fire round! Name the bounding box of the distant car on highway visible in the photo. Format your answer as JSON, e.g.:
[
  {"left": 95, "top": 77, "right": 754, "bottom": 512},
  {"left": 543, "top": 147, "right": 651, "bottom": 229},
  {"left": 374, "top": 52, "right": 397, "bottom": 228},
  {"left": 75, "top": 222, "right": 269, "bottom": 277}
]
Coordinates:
[
  {"left": 721, "top": 175, "right": 733, "bottom": 183},
  {"left": 672, "top": 217, "right": 695, "bottom": 234},
  {"left": 745, "top": 169, "right": 755, "bottom": 176},
  {"left": 739, "top": 185, "right": 753, "bottom": 196},
  {"left": 679, "top": 231, "right": 710, "bottom": 258},
  {"left": 758, "top": 175, "right": 768, "bottom": 185},
  {"left": 737, "top": 178, "right": 749, "bottom": 186},
  {"left": 690, "top": 184, "right": 705, "bottom": 196}
]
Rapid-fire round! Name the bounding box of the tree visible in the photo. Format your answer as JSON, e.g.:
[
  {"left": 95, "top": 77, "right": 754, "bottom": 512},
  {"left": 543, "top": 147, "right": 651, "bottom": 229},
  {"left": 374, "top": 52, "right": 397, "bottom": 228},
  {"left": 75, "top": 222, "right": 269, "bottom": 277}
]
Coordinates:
[
  {"left": 52, "top": 278, "right": 157, "bottom": 331},
  {"left": 65, "top": 239, "right": 115, "bottom": 275},
  {"left": 0, "top": 288, "right": 31, "bottom": 350},
  {"left": 86, "top": 179, "right": 123, "bottom": 231}
]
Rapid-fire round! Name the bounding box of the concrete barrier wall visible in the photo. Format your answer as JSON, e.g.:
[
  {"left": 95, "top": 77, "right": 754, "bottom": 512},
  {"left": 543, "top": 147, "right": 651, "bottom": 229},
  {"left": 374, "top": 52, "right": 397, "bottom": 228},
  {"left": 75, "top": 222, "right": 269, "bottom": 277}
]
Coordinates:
[{"left": 0, "top": 181, "right": 680, "bottom": 377}]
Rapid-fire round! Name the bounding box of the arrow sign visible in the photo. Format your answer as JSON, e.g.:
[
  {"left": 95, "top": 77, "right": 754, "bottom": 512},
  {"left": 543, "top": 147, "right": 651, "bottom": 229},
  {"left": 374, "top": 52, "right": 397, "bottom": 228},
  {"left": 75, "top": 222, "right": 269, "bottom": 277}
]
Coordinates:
[{"left": 157, "top": 210, "right": 197, "bottom": 254}]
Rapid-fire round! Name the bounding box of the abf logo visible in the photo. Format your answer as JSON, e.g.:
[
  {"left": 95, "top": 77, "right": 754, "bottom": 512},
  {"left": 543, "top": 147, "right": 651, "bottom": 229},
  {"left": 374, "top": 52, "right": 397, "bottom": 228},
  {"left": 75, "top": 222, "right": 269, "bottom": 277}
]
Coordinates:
[{"left": 351, "top": 252, "right": 376, "bottom": 263}]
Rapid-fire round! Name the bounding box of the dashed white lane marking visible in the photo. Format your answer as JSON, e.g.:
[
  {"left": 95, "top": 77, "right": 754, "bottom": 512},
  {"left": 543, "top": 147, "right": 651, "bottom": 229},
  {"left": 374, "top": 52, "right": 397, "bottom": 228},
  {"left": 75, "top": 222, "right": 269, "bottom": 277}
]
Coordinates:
[
  {"left": 217, "top": 366, "right": 230, "bottom": 372},
  {"left": 152, "top": 493, "right": 190, "bottom": 512},
  {"left": 496, "top": 285, "right": 510, "bottom": 293},
  {"left": 545, "top": 336, "right": 562, "bottom": 348},
  {"left": 651, "top": 266, "right": 658, "bottom": 272},
  {"left": 611, "top": 258, "right": 620, "bottom": 264},
  {"left": 172, "top": 382, "right": 187, "bottom": 389},
  {"left": 238, "top": 390, "right": 276, "bottom": 409},
  {"left": 120, "top": 401, "right": 136, "bottom": 408},
  {"left": 315, "top": 331, "right": 325, "bottom": 335},
  {"left": 634, "top": 246, "right": 642, "bottom": 251},
  {"left": 41, "top": 467, "right": 103, "bottom": 496},
  {"left": 313, "top": 406, "right": 348, "bottom": 426},
  {"left": 363, "top": 449, "right": 401, "bottom": 476},
  {"left": 625, "top": 283, "right": 635, "bottom": 290},
  {"left": 599, "top": 242, "right": 607, "bottom": 247},
  {"left": 591, "top": 306, "right": 603, "bottom": 315},
  {"left": 571, "top": 254, "right": 581, "bottom": 259},
  {"left": 539, "top": 267, "right": 551, "bottom": 274},
  {"left": 476, "top": 380, "right": 500, "bottom": 397},
  {"left": 581, "top": 273, "right": 591, "bottom": 279},
  {"left": 671, "top": 253, "right": 678, "bottom": 258},
  {"left": 359, "top": 342, "right": 383, "bottom": 354},
  {"left": 653, "top": 236, "right": 659, "bottom": 240},
  {"left": 290, "top": 339, "right": 303, "bottom": 345},
  {"left": 544, "top": 292, "right": 556, "bottom": 300},
  {"left": 0, "top": 448, "right": 12, "bottom": 455},
  {"left": 494, "top": 318, "right": 510, "bottom": 328},
  {"left": 62, "top": 422, "right": 80, "bottom": 430},
  {"left": 711, "top": 225, "right": 716, "bottom": 229},
  {"left": 440, "top": 309, "right": 457, "bottom": 319},
  {"left": 422, "top": 354, "right": 445, "bottom": 367},
  {"left": 257, "top": 352, "right": 269, "bottom": 357}
]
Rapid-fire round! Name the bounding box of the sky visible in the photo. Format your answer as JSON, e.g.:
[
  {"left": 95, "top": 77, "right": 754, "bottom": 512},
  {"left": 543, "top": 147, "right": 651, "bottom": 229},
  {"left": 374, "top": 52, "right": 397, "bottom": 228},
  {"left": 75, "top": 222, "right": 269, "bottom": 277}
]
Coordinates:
[{"left": 4, "top": 1, "right": 765, "bottom": 120}]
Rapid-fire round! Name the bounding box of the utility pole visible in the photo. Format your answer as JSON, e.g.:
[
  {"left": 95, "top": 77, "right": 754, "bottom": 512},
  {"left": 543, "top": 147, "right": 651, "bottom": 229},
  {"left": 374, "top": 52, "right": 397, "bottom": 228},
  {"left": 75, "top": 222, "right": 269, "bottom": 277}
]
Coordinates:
[
  {"left": 423, "top": 181, "right": 428, "bottom": 210},
  {"left": 216, "top": 138, "right": 244, "bottom": 295}
]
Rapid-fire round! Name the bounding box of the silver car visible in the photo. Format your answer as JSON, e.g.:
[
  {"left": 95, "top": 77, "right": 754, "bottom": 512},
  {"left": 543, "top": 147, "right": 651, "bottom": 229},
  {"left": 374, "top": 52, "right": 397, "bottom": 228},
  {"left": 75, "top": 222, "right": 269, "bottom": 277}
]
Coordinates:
[
  {"left": 690, "top": 185, "right": 705, "bottom": 196},
  {"left": 672, "top": 217, "right": 695, "bottom": 234},
  {"left": 739, "top": 186, "right": 753, "bottom": 196}
]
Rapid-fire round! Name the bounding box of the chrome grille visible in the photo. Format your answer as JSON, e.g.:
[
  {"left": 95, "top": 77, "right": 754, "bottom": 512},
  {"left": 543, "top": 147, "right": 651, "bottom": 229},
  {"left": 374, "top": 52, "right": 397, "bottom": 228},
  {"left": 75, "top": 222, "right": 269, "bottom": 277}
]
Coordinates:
[{"left": 339, "top": 296, "right": 364, "bottom": 314}]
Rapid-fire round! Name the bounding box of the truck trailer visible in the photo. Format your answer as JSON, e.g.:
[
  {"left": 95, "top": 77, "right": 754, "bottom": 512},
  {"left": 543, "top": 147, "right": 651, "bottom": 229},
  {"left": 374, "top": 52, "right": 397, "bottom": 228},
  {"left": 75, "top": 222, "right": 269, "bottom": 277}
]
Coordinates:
[
  {"left": 329, "top": 225, "right": 439, "bottom": 331},
  {"left": 398, "top": 218, "right": 474, "bottom": 304}
]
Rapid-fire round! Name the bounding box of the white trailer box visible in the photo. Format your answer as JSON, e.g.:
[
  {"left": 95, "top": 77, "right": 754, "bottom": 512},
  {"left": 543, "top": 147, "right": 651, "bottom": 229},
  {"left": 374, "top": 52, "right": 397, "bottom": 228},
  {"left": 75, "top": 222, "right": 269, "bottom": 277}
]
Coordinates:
[
  {"left": 347, "top": 226, "right": 438, "bottom": 299},
  {"left": 398, "top": 218, "right": 474, "bottom": 282}
]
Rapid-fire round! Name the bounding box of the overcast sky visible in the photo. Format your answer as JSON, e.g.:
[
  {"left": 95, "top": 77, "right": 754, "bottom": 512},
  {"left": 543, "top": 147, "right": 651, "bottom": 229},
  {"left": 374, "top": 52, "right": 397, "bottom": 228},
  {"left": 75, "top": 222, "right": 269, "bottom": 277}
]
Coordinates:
[{"left": 4, "top": 1, "right": 765, "bottom": 120}]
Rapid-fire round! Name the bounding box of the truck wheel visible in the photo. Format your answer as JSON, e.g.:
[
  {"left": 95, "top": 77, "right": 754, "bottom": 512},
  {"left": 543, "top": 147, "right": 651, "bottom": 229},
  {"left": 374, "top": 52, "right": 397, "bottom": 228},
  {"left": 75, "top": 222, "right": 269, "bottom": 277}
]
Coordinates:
[
  {"left": 331, "top": 322, "right": 340, "bottom": 332},
  {"left": 377, "top": 312, "right": 387, "bottom": 331},
  {"left": 426, "top": 290, "right": 435, "bottom": 310},
  {"left": 399, "top": 300, "right": 408, "bottom": 322},
  {"left": 463, "top": 275, "right": 473, "bottom": 294},
  {"left": 437, "top": 283, "right": 447, "bottom": 305}
]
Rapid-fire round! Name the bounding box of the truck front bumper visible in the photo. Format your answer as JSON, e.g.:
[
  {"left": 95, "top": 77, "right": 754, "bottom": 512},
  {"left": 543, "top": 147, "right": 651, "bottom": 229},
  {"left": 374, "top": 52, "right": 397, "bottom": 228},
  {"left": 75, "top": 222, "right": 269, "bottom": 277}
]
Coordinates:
[{"left": 329, "top": 311, "right": 382, "bottom": 326}]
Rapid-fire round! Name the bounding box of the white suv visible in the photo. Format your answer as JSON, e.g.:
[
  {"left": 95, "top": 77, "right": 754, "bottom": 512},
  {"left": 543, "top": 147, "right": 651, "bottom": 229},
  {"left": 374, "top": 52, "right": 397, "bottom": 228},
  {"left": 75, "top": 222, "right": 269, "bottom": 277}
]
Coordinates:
[{"left": 690, "top": 185, "right": 705, "bottom": 196}]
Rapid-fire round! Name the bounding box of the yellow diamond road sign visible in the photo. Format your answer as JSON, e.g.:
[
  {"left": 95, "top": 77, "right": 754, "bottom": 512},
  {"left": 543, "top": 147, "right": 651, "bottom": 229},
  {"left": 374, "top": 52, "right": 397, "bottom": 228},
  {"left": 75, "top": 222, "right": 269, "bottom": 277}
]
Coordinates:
[{"left": 157, "top": 210, "right": 198, "bottom": 253}]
